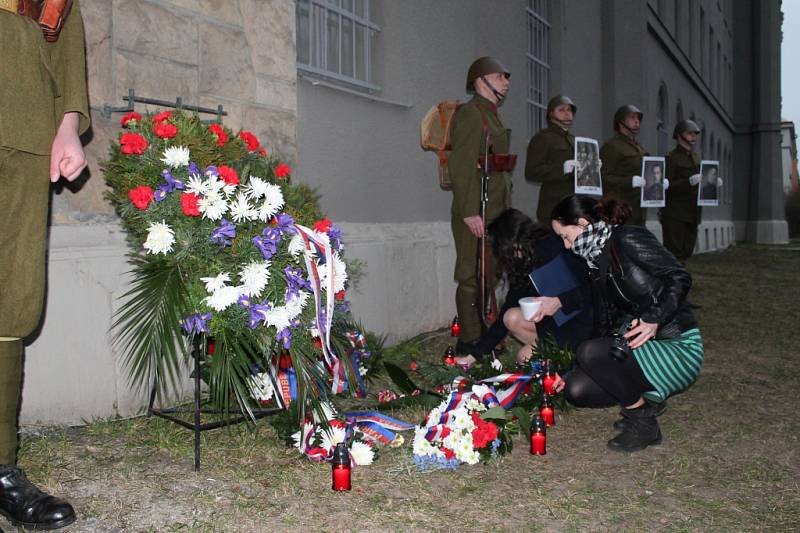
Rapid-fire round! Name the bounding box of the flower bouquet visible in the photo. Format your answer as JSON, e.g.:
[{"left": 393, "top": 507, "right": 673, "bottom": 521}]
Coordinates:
[
  {"left": 103, "top": 110, "right": 362, "bottom": 419},
  {"left": 412, "top": 383, "right": 513, "bottom": 470}
]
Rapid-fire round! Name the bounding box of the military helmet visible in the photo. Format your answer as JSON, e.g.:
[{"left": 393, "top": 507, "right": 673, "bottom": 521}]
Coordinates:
[
  {"left": 547, "top": 95, "right": 577, "bottom": 115},
  {"left": 466, "top": 56, "right": 511, "bottom": 92},
  {"left": 673, "top": 119, "right": 701, "bottom": 139},
  {"left": 613, "top": 104, "right": 643, "bottom": 128}
]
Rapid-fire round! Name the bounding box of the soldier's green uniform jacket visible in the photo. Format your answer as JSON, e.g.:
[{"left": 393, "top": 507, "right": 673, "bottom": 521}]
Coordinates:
[
  {"left": 663, "top": 145, "right": 701, "bottom": 224},
  {"left": 600, "top": 133, "right": 648, "bottom": 225},
  {"left": 448, "top": 94, "right": 512, "bottom": 280},
  {"left": 525, "top": 125, "right": 574, "bottom": 223},
  {"left": 1, "top": 2, "right": 90, "bottom": 338}
]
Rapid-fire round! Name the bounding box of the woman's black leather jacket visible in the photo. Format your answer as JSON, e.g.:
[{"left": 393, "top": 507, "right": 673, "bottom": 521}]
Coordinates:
[{"left": 592, "top": 225, "right": 698, "bottom": 339}]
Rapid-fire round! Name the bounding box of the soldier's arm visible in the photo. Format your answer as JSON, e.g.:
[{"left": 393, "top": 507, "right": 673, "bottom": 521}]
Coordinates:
[
  {"left": 449, "top": 106, "right": 483, "bottom": 217},
  {"left": 599, "top": 142, "right": 629, "bottom": 189},
  {"left": 50, "top": 0, "right": 90, "bottom": 137},
  {"left": 665, "top": 156, "right": 695, "bottom": 194},
  {"left": 525, "top": 133, "right": 561, "bottom": 183}
]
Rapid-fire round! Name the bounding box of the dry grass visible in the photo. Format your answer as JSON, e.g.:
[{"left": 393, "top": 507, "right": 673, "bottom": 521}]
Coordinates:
[{"left": 4, "top": 242, "right": 799, "bottom": 532}]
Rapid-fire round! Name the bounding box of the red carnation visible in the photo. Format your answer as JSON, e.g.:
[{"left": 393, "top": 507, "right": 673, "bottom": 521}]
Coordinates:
[
  {"left": 441, "top": 447, "right": 455, "bottom": 459},
  {"left": 238, "top": 130, "right": 260, "bottom": 151},
  {"left": 128, "top": 185, "right": 154, "bottom": 210},
  {"left": 274, "top": 163, "right": 291, "bottom": 179},
  {"left": 314, "top": 218, "right": 332, "bottom": 233},
  {"left": 181, "top": 192, "right": 201, "bottom": 216},
  {"left": 334, "top": 290, "right": 346, "bottom": 301},
  {"left": 218, "top": 165, "right": 240, "bottom": 185},
  {"left": 119, "top": 132, "right": 148, "bottom": 155},
  {"left": 152, "top": 111, "right": 172, "bottom": 123},
  {"left": 258, "top": 148, "right": 268, "bottom": 157},
  {"left": 409, "top": 361, "right": 418, "bottom": 371},
  {"left": 153, "top": 121, "right": 178, "bottom": 139},
  {"left": 120, "top": 111, "right": 142, "bottom": 128},
  {"left": 208, "top": 123, "right": 228, "bottom": 146}
]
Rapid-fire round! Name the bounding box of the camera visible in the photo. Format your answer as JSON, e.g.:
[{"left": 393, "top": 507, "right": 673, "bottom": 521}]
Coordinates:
[{"left": 609, "top": 316, "right": 636, "bottom": 361}]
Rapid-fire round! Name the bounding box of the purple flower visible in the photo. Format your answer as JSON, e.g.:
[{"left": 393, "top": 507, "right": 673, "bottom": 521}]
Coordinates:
[
  {"left": 284, "top": 266, "right": 311, "bottom": 291},
  {"left": 237, "top": 294, "right": 251, "bottom": 309},
  {"left": 274, "top": 213, "right": 295, "bottom": 233},
  {"left": 188, "top": 161, "right": 201, "bottom": 175},
  {"left": 154, "top": 185, "right": 170, "bottom": 202},
  {"left": 253, "top": 235, "right": 278, "bottom": 260},
  {"left": 211, "top": 218, "right": 236, "bottom": 247},
  {"left": 179, "top": 312, "right": 212, "bottom": 334},
  {"left": 336, "top": 300, "right": 350, "bottom": 314},
  {"left": 328, "top": 224, "right": 343, "bottom": 251},
  {"left": 204, "top": 165, "right": 219, "bottom": 179},
  {"left": 277, "top": 328, "right": 292, "bottom": 349},
  {"left": 162, "top": 169, "right": 185, "bottom": 191},
  {"left": 248, "top": 301, "right": 271, "bottom": 330}
]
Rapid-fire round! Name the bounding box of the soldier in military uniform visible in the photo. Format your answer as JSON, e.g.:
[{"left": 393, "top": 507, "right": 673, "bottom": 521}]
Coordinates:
[
  {"left": 661, "top": 120, "right": 702, "bottom": 262},
  {"left": 600, "top": 105, "right": 651, "bottom": 226},
  {"left": 448, "top": 57, "right": 515, "bottom": 353},
  {"left": 525, "top": 95, "right": 577, "bottom": 223},
  {"left": 1, "top": 1, "right": 89, "bottom": 529}
]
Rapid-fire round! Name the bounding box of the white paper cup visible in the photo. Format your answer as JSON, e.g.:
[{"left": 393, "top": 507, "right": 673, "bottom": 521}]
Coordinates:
[{"left": 518, "top": 297, "right": 542, "bottom": 320}]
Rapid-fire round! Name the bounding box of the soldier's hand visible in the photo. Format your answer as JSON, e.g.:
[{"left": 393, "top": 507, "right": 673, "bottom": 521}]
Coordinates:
[
  {"left": 50, "top": 112, "right": 87, "bottom": 182},
  {"left": 463, "top": 215, "right": 484, "bottom": 237},
  {"left": 562, "top": 159, "right": 577, "bottom": 174},
  {"left": 689, "top": 173, "right": 701, "bottom": 186},
  {"left": 663, "top": 178, "right": 670, "bottom": 190},
  {"left": 631, "top": 175, "right": 645, "bottom": 188},
  {"left": 717, "top": 177, "right": 724, "bottom": 187}
]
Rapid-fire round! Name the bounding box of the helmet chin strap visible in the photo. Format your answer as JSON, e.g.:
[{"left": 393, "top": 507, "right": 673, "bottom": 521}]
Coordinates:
[{"left": 480, "top": 75, "right": 506, "bottom": 103}]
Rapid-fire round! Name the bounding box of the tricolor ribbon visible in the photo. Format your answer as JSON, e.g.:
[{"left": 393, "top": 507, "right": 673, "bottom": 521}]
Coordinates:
[{"left": 344, "top": 412, "right": 415, "bottom": 445}]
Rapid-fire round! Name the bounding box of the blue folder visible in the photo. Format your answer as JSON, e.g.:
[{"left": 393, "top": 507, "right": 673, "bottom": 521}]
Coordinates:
[{"left": 528, "top": 252, "right": 581, "bottom": 326}]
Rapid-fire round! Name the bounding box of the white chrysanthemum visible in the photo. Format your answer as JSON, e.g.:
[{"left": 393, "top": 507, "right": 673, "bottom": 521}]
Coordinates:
[
  {"left": 239, "top": 261, "right": 271, "bottom": 297},
  {"left": 161, "top": 145, "right": 190, "bottom": 168},
  {"left": 319, "top": 425, "right": 346, "bottom": 451},
  {"left": 206, "top": 175, "right": 227, "bottom": 194},
  {"left": 319, "top": 252, "right": 348, "bottom": 293},
  {"left": 198, "top": 190, "right": 228, "bottom": 220},
  {"left": 461, "top": 449, "right": 481, "bottom": 465},
  {"left": 206, "top": 285, "right": 241, "bottom": 311},
  {"left": 143, "top": 221, "right": 175, "bottom": 255},
  {"left": 201, "top": 272, "right": 231, "bottom": 293},
  {"left": 185, "top": 174, "right": 209, "bottom": 196},
  {"left": 349, "top": 441, "right": 374, "bottom": 466},
  {"left": 263, "top": 305, "right": 291, "bottom": 331},
  {"left": 413, "top": 427, "right": 439, "bottom": 456},
  {"left": 454, "top": 437, "right": 476, "bottom": 462},
  {"left": 246, "top": 372, "right": 274, "bottom": 402},
  {"left": 228, "top": 193, "right": 257, "bottom": 223},
  {"left": 291, "top": 421, "right": 316, "bottom": 451},
  {"left": 285, "top": 290, "right": 309, "bottom": 319},
  {"left": 256, "top": 184, "right": 285, "bottom": 222},
  {"left": 426, "top": 407, "right": 443, "bottom": 427},
  {"left": 451, "top": 410, "right": 475, "bottom": 432},
  {"left": 464, "top": 398, "right": 482, "bottom": 412},
  {"left": 287, "top": 232, "right": 306, "bottom": 258},
  {"left": 245, "top": 176, "right": 270, "bottom": 200},
  {"left": 223, "top": 183, "right": 237, "bottom": 197}
]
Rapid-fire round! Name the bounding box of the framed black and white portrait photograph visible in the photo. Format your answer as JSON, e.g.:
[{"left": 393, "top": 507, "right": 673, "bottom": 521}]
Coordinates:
[
  {"left": 641, "top": 156, "right": 666, "bottom": 208},
  {"left": 698, "top": 160, "right": 720, "bottom": 206},
  {"left": 574, "top": 137, "right": 602, "bottom": 195}
]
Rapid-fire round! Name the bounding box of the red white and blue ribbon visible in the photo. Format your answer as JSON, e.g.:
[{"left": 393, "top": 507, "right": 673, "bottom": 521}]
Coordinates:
[
  {"left": 344, "top": 412, "right": 416, "bottom": 445},
  {"left": 478, "top": 369, "right": 541, "bottom": 409}
]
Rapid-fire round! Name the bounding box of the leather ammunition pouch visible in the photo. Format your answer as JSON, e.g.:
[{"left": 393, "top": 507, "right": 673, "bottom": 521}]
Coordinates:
[{"left": 478, "top": 153, "right": 518, "bottom": 172}]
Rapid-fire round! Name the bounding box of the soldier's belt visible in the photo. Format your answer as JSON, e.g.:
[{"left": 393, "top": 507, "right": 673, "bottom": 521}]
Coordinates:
[
  {"left": 478, "top": 153, "right": 518, "bottom": 172},
  {"left": 0, "top": 0, "right": 73, "bottom": 43}
]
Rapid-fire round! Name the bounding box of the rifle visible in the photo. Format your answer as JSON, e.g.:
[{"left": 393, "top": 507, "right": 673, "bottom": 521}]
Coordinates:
[{"left": 477, "top": 128, "right": 498, "bottom": 332}]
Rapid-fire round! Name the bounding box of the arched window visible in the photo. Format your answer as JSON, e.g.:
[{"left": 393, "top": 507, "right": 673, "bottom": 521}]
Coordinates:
[{"left": 657, "top": 83, "right": 669, "bottom": 154}]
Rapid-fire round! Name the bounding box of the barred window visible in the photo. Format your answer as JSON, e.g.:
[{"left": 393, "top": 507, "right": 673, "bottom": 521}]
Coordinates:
[
  {"left": 527, "top": 0, "right": 551, "bottom": 137},
  {"left": 296, "top": 0, "right": 380, "bottom": 91}
]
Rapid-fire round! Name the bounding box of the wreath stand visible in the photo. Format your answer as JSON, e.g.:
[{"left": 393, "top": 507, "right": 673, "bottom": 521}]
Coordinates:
[{"left": 147, "top": 336, "right": 282, "bottom": 471}]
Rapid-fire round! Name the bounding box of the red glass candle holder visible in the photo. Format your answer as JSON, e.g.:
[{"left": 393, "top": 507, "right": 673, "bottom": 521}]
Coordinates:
[
  {"left": 331, "top": 443, "right": 351, "bottom": 491},
  {"left": 451, "top": 316, "right": 460, "bottom": 337},
  {"left": 530, "top": 415, "right": 547, "bottom": 455},
  {"left": 542, "top": 360, "right": 557, "bottom": 395},
  {"left": 540, "top": 395, "right": 555, "bottom": 427},
  {"left": 444, "top": 345, "right": 456, "bottom": 366}
]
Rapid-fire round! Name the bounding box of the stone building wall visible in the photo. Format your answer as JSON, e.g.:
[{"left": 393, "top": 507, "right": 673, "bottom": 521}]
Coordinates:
[{"left": 22, "top": 0, "right": 300, "bottom": 425}]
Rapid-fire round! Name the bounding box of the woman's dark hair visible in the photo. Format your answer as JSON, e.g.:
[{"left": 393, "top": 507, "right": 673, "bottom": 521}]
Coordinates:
[
  {"left": 487, "top": 209, "right": 551, "bottom": 286},
  {"left": 550, "top": 194, "right": 631, "bottom": 226}
]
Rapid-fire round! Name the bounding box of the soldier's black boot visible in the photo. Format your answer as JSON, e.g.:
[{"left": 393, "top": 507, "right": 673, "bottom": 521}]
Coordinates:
[
  {"left": 613, "top": 399, "right": 667, "bottom": 431},
  {"left": 0, "top": 465, "right": 76, "bottom": 530},
  {"left": 607, "top": 405, "right": 662, "bottom": 452}
]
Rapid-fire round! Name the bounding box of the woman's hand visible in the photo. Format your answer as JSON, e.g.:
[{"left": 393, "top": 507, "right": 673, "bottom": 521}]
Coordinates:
[
  {"left": 530, "top": 296, "right": 562, "bottom": 322},
  {"left": 516, "top": 344, "right": 534, "bottom": 366},
  {"left": 455, "top": 354, "right": 477, "bottom": 370},
  {"left": 552, "top": 373, "right": 566, "bottom": 394},
  {"left": 623, "top": 319, "right": 658, "bottom": 349}
]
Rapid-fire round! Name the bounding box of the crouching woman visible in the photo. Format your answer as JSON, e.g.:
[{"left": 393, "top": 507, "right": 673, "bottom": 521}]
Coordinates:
[{"left": 550, "top": 195, "right": 703, "bottom": 452}]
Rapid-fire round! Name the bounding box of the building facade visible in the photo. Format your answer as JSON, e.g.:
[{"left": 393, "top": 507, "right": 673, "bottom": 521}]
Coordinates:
[{"left": 21, "top": 0, "right": 785, "bottom": 424}]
